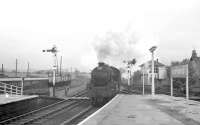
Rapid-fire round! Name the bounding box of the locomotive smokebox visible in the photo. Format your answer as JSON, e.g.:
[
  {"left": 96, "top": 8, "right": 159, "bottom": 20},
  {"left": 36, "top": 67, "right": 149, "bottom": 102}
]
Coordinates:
[{"left": 98, "top": 62, "right": 105, "bottom": 66}]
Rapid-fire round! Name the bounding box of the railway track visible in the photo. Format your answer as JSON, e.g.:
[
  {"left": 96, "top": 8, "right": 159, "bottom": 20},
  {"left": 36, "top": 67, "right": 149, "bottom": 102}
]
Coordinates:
[
  {"left": 62, "top": 106, "right": 98, "bottom": 125},
  {"left": 70, "top": 90, "right": 87, "bottom": 97},
  {"left": 0, "top": 90, "right": 89, "bottom": 125}
]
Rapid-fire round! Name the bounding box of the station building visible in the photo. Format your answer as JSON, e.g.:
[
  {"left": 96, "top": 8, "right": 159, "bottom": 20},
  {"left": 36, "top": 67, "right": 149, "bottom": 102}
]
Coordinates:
[{"left": 139, "top": 59, "right": 167, "bottom": 85}]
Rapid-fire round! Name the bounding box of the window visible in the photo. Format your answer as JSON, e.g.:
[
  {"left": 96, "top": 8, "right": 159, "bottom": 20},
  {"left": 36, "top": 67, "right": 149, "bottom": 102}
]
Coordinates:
[{"left": 149, "top": 66, "right": 158, "bottom": 73}]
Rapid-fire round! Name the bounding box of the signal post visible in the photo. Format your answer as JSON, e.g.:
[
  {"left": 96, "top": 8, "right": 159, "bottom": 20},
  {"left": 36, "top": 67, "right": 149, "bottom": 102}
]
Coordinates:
[{"left": 43, "top": 45, "right": 58, "bottom": 97}]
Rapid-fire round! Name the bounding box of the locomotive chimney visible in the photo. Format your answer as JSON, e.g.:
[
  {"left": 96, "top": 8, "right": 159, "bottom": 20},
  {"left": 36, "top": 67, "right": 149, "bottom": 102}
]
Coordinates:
[{"left": 98, "top": 62, "right": 105, "bottom": 66}]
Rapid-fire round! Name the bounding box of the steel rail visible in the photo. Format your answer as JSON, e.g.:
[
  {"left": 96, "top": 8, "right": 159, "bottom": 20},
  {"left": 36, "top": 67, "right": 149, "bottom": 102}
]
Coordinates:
[
  {"left": 60, "top": 105, "right": 93, "bottom": 125},
  {"left": 17, "top": 100, "right": 87, "bottom": 125},
  {"left": 0, "top": 90, "right": 87, "bottom": 124},
  {"left": 0, "top": 100, "right": 76, "bottom": 124}
]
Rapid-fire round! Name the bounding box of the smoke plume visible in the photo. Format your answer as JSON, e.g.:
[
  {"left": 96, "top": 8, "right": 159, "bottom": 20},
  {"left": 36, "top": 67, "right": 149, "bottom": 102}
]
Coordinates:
[{"left": 93, "top": 31, "right": 142, "bottom": 67}]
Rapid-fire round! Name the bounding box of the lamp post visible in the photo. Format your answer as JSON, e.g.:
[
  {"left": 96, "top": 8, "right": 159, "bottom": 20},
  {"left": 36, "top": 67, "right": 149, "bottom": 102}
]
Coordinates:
[
  {"left": 43, "top": 45, "right": 58, "bottom": 97},
  {"left": 149, "top": 46, "right": 157, "bottom": 96}
]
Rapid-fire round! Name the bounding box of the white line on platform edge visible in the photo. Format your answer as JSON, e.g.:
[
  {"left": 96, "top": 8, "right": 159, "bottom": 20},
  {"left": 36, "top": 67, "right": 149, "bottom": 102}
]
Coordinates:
[{"left": 77, "top": 94, "right": 120, "bottom": 125}]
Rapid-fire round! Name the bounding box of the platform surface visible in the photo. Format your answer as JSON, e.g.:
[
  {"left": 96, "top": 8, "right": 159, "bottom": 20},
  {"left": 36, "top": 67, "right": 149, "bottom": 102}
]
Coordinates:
[
  {"left": 0, "top": 94, "right": 38, "bottom": 105},
  {"left": 78, "top": 94, "right": 200, "bottom": 125}
]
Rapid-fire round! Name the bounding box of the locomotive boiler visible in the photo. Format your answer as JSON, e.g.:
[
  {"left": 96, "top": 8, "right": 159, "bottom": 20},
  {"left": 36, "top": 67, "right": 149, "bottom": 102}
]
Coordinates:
[{"left": 87, "top": 62, "right": 121, "bottom": 106}]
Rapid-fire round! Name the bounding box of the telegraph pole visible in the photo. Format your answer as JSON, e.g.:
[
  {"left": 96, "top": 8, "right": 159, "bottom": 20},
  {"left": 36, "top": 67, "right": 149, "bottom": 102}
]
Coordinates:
[
  {"left": 26, "top": 62, "right": 30, "bottom": 77},
  {"left": 60, "top": 56, "right": 62, "bottom": 76},
  {"left": 56, "top": 56, "right": 59, "bottom": 75},
  {"left": 1, "top": 64, "right": 4, "bottom": 74},
  {"left": 16, "top": 59, "right": 18, "bottom": 77}
]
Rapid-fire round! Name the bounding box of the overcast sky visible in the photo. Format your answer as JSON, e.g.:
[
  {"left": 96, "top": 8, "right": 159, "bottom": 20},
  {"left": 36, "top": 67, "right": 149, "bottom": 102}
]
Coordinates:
[{"left": 0, "top": 0, "right": 200, "bottom": 72}]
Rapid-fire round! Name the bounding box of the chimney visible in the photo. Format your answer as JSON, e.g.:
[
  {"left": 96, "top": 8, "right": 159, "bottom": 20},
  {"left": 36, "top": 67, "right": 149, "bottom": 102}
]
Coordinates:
[
  {"left": 155, "top": 58, "right": 158, "bottom": 66},
  {"left": 98, "top": 62, "right": 105, "bottom": 66}
]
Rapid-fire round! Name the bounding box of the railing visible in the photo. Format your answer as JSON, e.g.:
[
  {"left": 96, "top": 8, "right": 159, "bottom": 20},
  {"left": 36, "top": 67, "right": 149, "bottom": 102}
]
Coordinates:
[{"left": 0, "top": 81, "right": 23, "bottom": 95}]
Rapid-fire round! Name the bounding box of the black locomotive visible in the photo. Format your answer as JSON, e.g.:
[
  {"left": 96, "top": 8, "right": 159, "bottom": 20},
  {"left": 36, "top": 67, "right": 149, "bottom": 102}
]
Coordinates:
[{"left": 87, "top": 62, "right": 121, "bottom": 106}]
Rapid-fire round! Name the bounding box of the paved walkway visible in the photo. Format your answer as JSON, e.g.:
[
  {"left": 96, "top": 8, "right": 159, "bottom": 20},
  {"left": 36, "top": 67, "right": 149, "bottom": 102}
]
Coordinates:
[
  {"left": 0, "top": 94, "right": 38, "bottom": 105},
  {"left": 78, "top": 94, "right": 200, "bottom": 125}
]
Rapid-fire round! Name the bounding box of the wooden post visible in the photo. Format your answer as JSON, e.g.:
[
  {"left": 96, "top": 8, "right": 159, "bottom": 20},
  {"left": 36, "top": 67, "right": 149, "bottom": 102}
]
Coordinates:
[
  {"left": 15, "top": 87, "right": 17, "bottom": 95},
  {"left": 11, "top": 85, "right": 13, "bottom": 95},
  {"left": 21, "top": 77, "right": 24, "bottom": 95},
  {"left": 4, "top": 84, "right": 6, "bottom": 94}
]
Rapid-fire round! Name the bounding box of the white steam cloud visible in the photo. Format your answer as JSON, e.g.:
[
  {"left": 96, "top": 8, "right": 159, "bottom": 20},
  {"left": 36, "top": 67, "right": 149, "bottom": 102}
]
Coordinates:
[{"left": 93, "top": 31, "right": 142, "bottom": 67}]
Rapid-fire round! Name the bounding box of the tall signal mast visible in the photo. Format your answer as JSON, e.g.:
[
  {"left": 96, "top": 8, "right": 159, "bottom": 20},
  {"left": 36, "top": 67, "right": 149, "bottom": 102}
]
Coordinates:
[{"left": 43, "top": 45, "right": 58, "bottom": 97}]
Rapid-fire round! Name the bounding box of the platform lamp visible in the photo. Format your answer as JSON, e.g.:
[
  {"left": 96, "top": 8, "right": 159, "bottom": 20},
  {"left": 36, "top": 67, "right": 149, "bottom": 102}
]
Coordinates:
[
  {"left": 149, "top": 46, "right": 157, "bottom": 96},
  {"left": 43, "top": 45, "right": 58, "bottom": 97}
]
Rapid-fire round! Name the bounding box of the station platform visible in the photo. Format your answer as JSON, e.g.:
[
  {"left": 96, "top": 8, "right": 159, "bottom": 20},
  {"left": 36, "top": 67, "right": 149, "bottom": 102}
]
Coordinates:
[
  {"left": 78, "top": 94, "right": 200, "bottom": 125},
  {"left": 0, "top": 94, "right": 38, "bottom": 105}
]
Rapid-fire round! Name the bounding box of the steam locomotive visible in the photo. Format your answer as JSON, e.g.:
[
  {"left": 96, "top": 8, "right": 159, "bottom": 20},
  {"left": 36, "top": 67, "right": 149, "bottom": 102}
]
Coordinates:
[{"left": 87, "top": 62, "right": 121, "bottom": 106}]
